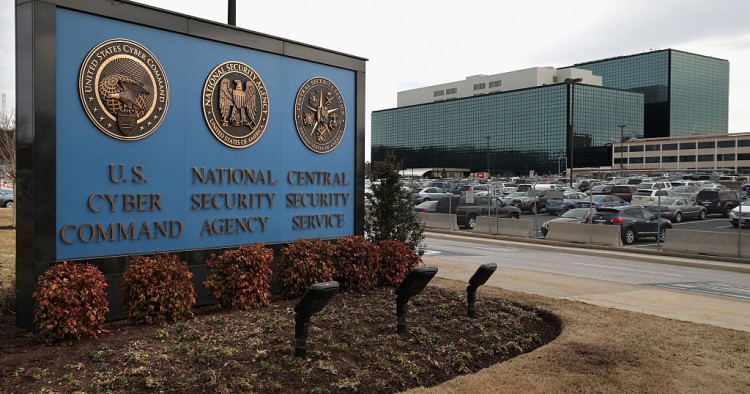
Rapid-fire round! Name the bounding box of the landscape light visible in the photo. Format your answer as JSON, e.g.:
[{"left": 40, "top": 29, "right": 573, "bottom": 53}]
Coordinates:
[
  {"left": 293, "top": 281, "right": 339, "bottom": 358},
  {"left": 467, "top": 263, "right": 497, "bottom": 317},
  {"left": 395, "top": 267, "right": 438, "bottom": 334}
]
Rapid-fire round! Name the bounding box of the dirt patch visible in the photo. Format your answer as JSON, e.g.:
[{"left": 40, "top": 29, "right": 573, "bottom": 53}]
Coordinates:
[{"left": 0, "top": 285, "right": 559, "bottom": 393}]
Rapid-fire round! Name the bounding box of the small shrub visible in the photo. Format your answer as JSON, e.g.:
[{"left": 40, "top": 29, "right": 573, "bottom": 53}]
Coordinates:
[
  {"left": 204, "top": 243, "right": 274, "bottom": 309},
  {"left": 332, "top": 236, "right": 380, "bottom": 292},
  {"left": 33, "top": 261, "right": 109, "bottom": 343},
  {"left": 277, "top": 238, "right": 336, "bottom": 298},
  {"left": 378, "top": 240, "right": 421, "bottom": 287},
  {"left": 121, "top": 253, "right": 195, "bottom": 325}
]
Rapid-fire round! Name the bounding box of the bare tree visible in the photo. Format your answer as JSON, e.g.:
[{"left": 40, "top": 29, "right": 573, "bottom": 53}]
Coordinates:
[
  {"left": 0, "top": 111, "right": 16, "bottom": 228},
  {"left": 0, "top": 110, "right": 15, "bottom": 185}
]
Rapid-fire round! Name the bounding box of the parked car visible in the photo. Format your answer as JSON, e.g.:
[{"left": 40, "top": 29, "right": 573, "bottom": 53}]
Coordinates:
[
  {"left": 695, "top": 189, "right": 741, "bottom": 216},
  {"left": 728, "top": 199, "right": 750, "bottom": 227},
  {"left": 672, "top": 185, "right": 700, "bottom": 198},
  {"left": 590, "top": 206, "right": 672, "bottom": 245},
  {"left": 631, "top": 189, "right": 676, "bottom": 206},
  {"left": 635, "top": 181, "right": 673, "bottom": 191},
  {"left": 587, "top": 184, "right": 613, "bottom": 196},
  {"left": 545, "top": 192, "right": 589, "bottom": 215},
  {"left": 506, "top": 191, "right": 538, "bottom": 213},
  {"left": 609, "top": 185, "right": 638, "bottom": 202},
  {"left": 540, "top": 208, "right": 591, "bottom": 237},
  {"left": 413, "top": 200, "right": 438, "bottom": 213},
  {"left": 645, "top": 197, "right": 706, "bottom": 223},
  {"left": 0, "top": 190, "right": 13, "bottom": 208},
  {"left": 412, "top": 187, "right": 450, "bottom": 203},
  {"left": 435, "top": 195, "right": 521, "bottom": 229},
  {"left": 575, "top": 194, "right": 630, "bottom": 209}
]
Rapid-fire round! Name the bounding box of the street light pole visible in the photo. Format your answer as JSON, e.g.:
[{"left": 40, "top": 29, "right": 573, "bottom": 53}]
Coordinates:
[
  {"left": 565, "top": 78, "right": 582, "bottom": 187},
  {"left": 617, "top": 124, "right": 626, "bottom": 177},
  {"left": 485, "top": 136, "right": 491, "bottom": 179}
]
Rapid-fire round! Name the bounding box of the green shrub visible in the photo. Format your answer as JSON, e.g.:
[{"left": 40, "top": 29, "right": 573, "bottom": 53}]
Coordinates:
[
  {"left": 121, "top": 253, "right": 195, "bottom": 325},
  {"left": 378, "top": 239, "right": 421, "bottom": 286},
  {"left": 333, "top": 235, "right": 380, "bottom": 292},
  {"left": 204, "top": 243, "right": 274, "bottom": 309},
  {"left": 33, "top": 261, "right": 109, "bottom": 343},
  {"left": 277, "top": 238, "right": 336, "bottom": 298}
]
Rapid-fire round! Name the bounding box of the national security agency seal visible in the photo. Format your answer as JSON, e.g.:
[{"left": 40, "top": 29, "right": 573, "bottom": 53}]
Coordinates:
[
  {"left": 202, "top": 61, "right": 269, "bottom": 149},
  {"left": 79, "top": 38, "right": 169, "bottom": 140},
  {"left": 294, "top": 77, "right": 346, "bottom": 154}
]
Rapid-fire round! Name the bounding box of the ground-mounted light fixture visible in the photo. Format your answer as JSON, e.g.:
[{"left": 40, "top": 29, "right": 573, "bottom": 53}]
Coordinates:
[
  {"left": 293, "top": 281, "right": 339, "bottom": 358},
  {"left": 467, "top": 263, "right": 497, "bottom": 317},
  {"left": 395, "top": 267, "right": 438, "bottom": 334}
]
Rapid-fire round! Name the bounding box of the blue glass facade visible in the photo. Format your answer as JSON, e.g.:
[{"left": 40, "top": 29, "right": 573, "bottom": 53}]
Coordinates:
[
  {"left": 571, "top": 49, "right": 728, "bottom": 138},
  {"left": 372, "top": 84, "right": 643, "bottom": 175}
]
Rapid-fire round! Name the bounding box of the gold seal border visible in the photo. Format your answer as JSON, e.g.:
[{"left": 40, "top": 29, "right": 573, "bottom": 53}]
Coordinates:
[
  {"left": 201, "top": 61, "right": 270, "bottom": 149},
  {"left": 293, "top": 76, "right": 347, "bottom": 154},
  {"left": 78, "top": 38, "right": 169, "bottom": 141}
]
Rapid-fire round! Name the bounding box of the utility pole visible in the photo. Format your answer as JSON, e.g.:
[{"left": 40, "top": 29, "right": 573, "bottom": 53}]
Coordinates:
[
  {"left": 565, "top": 78, "right": 582, "bottom": 186},
  {"left": 485, "top": 136, "right": 491, "bottom": 179},
  {"left": 228, "top": 0, "right": 236, "bottom": 25},
  {"left": 618, "top": 125, "right": 626, "bottom": 177}
]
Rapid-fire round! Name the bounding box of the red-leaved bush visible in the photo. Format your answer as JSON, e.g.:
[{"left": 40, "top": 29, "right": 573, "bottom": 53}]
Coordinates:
[
  {"left": 378, "top": 239, "right": 422, "bottom": 286},
  {"left": 33, "top": 261, "right": 109, "bottom": 343},
  {"left": 204, "top": 243, "right": 274, "bottom": 310},
  {"left": 277, "top": 238, "right": 336, "bottom": 298},
  {"left": 333, "top": 235, "right": 380, "bottom": 292},
  {"left": 121, "top": 253, "right": 195, "bottom": 325}
]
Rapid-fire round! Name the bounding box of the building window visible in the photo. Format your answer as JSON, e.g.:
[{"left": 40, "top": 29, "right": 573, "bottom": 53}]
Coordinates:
[
  {"left": 718, "top": 154, "right": 735, "bottom": 161},
  {"left": 662, "top": 143, "right": 678, "bottom": 151},
  {"left": 630, "top": 157, "right": 644, "bottom": 164},
  {"left": 646, "top": 157, "right": 661, "bottom": 163},
  {"left": 680, "top": 155, "right": 696, "bottom": 162},
  {"left": 662, "top": 156, "right": 678, "bottom": 163},
  {"left": 645, "top": 144, "right": 660, "bottom": 151},
  {"left": 680, "top": 142, "right": 696, "bottom": 149},
  {"left": 698, "top": 154, "right": 714, "bottom": 162},
  {"left": 718, "top": 140, "right": 736, "bottom": 148},
  {"left": 614, "top": 158, "right": 627, "bottom": 164},
  {"left": 473, "top": 83, "right": 486, "bottom": 90},
  {"left": 629, "top": 145, "right": 644, "bottom": 152},
  {"left": 445, "top": 87, "right": 457, "bottom": 94},
  {"left": 738, "top": 140, "right": 750, "bottom": 147},
  {"left": 434, "top": 90, "right": 444, "bottom": 97},
  {"left": 698, "top": 141, "right": 715, "bottom": 149},
  {"left": 489, "top": 80, "right": 502, "bottom": 88},
  {"left": 738, "top": 153, "right": 750, "bottom": 161},
  {"left": 614, "top": 146, "right": 626, "bottom": 153}
]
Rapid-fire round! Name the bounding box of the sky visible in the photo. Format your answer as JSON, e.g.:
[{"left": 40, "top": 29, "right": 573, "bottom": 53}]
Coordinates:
[{"left": 3, "top": 0, "right": 750, "bottom": 161}]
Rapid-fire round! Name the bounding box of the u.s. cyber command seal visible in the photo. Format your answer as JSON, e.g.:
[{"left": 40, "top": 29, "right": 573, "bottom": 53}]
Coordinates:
[
  {"left": 294, "top": 77, "right": 346, "bottom": 154},
  {"left": 79, "top": 38, "right": 169, "bottom": 140},
  {"left": 202, "top": 61, "right": 269, "bottom": 149}
]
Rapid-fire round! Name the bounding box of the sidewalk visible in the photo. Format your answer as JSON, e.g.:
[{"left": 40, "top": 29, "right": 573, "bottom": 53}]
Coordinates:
[{"left": 423, "top": 231, "right": 750, "bottom": 332}]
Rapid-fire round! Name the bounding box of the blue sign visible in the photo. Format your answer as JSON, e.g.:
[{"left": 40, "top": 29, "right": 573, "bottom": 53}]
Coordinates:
[{"left": 55, "top": 9, "right": 355, "bottom": 260}]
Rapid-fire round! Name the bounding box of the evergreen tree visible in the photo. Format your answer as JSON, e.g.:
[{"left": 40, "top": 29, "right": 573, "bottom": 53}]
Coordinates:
[{"left": 365, "top": 151, "right": 425, "bottom": 254}]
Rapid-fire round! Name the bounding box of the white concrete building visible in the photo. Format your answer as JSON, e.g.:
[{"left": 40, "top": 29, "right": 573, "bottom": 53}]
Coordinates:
[{"left": 397, "top": 67, "right": 602, "bottom": 107}]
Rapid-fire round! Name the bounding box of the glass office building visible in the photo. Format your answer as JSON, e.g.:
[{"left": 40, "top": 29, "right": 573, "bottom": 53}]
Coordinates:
[
  {"left": 372, "top": 84, "right": 643, "bottom": 176},
  {"left": 570, "top": 49, "right": 729, "bottom": 139}
]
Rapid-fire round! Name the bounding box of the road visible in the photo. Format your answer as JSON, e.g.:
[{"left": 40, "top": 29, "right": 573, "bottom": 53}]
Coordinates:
[{"left": 422, "top": 233, "right": 750, "bottom": 331}]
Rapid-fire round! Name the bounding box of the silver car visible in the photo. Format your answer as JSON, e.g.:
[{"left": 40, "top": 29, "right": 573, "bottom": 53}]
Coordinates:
[
  {"left": 412, "top": 187, "right": 450, "bottom": 203},
  {"left": 646, "top": 196, "right": 706, "bottom": 223},
  {"left": 0, "top": 190, "right": 13, "bottom": 208}
]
